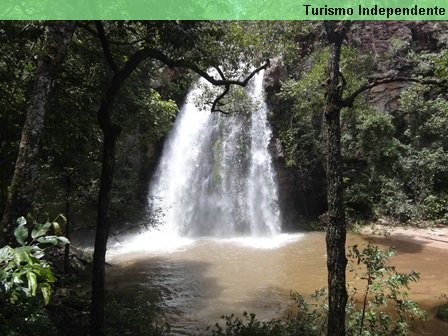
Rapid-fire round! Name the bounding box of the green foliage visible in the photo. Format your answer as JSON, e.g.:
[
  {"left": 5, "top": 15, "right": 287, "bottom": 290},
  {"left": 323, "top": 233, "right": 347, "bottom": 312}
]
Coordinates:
[
  {"left": 0, "top": 216, "right": 69, "bottom": 305},
  {"left": 347, "top": 243, "right": 426, "bottom": 336},
  {"left": 0, "top": 298, "right": 58, "bottom": 336},
  {"left": 434, "top": 49, "right": 448, "bottom": 78},
  {"left": 0, "top": 22, "right": 45, "bottom": 213},
  {"left": 105, "top": 292, "right": 170, "bottom": 336},
  {"left": 436, "top": 295, "right": 448, "bottom": 322},
  {"left": 276, "top": 48, "right": 328, "bottom": 172},
  {"left": 206, "top": 289, "right": 328, "bottom": 336},
  {"left": 207, "top": 311, "right": 287, "bottom": 336},
  {"left": 340, "top": 81, "right": 448, "bottom": 222}
]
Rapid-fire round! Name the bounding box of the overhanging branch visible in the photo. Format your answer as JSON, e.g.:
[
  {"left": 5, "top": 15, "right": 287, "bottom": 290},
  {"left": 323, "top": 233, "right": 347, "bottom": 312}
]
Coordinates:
[
  {"left": 342, "top": 76, "right": 447, "bottom": 108},
  {"left": 146, "top": 48, "right": 270, "bottom": 87},
  {"left": 89, "top": 23, "right": 271, "bottom": 115},
  {"left": 143, "top": 48, "right": 270, "bottom": 113},
  {"left": 211, "top": 85, "right": 231, "bottom": 113}
]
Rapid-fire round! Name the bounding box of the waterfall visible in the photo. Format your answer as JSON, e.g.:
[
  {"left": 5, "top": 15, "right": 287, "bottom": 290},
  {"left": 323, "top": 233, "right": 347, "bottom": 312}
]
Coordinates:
[{"left": 149, "top": 70, "right": 281, "bottom": 238}]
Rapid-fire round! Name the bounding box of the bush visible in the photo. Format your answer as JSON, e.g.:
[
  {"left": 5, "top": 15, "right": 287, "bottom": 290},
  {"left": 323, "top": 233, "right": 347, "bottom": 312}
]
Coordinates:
[{"left": 0, "top": 216, "right": 69, "bottom": 335}]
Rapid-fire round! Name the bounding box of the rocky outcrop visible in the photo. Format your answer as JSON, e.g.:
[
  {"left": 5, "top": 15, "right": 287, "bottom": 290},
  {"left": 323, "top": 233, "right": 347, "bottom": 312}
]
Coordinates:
[
  {"left": 349, "top": 21, "right": 447, "bottom": 112},
  {"left": 349, "top": 21, "right": 448, "bottom": 56}
]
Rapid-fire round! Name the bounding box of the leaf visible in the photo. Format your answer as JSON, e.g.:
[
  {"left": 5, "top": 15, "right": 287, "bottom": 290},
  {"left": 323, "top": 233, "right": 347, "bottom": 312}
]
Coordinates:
[
  {"left": 16, "top": 216, "right": 27, "bottom": 226},
  {"left": 12, "top": 270, "right": 25, "bottom": 284},
  {"left": 52, "top": 222, "right": 62, "bottom": 235},
  {"left": 56, "top": 236, "right": 70, "bottom": 245},
  {"left": 39, "top": 266, "right": 56, "bottom": 283},
  {"left": 14, "top": 225, "right": 28, "bottom": 246},
  {"left": 32, "top": 249, "right": 45, "bottom": 259},
  {"left": 31, "top": 222, "right": 52, "bottom": 239},
  {"left": 58, "top": 214, "right": 67, "bottom": 224},
  {"left": 0, "top": 246, "right": 14, "bottom": 261},
  {"left": 37, "top": 236, "right": 59, "bottom": 246},
  {"left": 13, "top": 246, "right": 33, "bottom": 265},
  {"left": 27, "top": 271, "right": 37, "bottom": 296},
  {"left": 41, "top": 284, "right": 52, "bottom": 305}
]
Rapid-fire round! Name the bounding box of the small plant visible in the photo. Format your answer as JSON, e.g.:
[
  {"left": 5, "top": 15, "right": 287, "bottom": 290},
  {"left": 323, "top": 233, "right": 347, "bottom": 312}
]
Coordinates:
[
  {"left": 206, "top": 290, "right": 328, "bottom": 336},
  {"left": 105, "top": 291, "right": 170, "bottom": 336},
  {"left": 347, "top": 242, "right": 426, "bottom": 336},
  {"left": 0, "top": 216, "right": 69, "bottom": 305},
  {"left": 436, "top": 294, "right": 448, "bottom": 322},
  {"left": 206, "top": 311, "right": 286, "bottom": 336}
]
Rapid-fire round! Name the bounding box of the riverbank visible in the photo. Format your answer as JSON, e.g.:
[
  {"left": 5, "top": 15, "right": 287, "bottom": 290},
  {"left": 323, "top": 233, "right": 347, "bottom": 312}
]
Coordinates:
[{"left": 360, "top": 223, "right": 448, "bottom": 250}]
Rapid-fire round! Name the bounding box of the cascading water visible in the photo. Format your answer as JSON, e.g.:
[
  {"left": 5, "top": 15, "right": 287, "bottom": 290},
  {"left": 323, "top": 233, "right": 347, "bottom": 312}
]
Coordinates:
[{"left": 149, "top": 70, "right": 281, "bottom": 238}]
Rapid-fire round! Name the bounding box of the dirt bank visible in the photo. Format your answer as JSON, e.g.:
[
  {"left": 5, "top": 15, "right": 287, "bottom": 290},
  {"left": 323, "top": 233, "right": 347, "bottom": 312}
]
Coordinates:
[{"left": 360, "top": 224, "right": 448, "bottom": 250}]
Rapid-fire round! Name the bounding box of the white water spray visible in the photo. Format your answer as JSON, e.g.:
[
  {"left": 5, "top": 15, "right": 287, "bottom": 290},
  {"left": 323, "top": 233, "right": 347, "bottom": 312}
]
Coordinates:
[{"left": 148, "top": 70, "right": 280, "bottom": 239}]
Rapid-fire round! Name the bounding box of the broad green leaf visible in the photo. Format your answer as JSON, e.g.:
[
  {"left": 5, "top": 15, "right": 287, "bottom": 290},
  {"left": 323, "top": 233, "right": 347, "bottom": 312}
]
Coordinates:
[
  {"left": 39, "top": 266, "right": 56, "bottom": 283},
  {"left": 0, "top": 246, "right": 14, "bottom": 261},
  {"left": 26, "top": 271, "right": 37, "bottom": 296},
  {"left": 31, "top": 222, "right": 52, "bottom": 239},
  {"left": 16, "top": 216, "right": 27, "bottom": 226},
  {"left": 14, "top": 225, "right": 28, "bottom": 246},
  {"left": 56, "top": 236, "right": 70, "bottom": 245},
  {"left": 37, "top": 236, "right": 58, "bottom": 246},
  {"left": 32, "top": 249, "right": 45, "bottom": 259},
  {"left": 41, "top": 284, "right": 51, "bottom": 305},
  {"left": 13, "top": 246, "right": 33, "bottom": 265},
  {"left": 12, "top": 270, "right": 25, "bottom": 284}
]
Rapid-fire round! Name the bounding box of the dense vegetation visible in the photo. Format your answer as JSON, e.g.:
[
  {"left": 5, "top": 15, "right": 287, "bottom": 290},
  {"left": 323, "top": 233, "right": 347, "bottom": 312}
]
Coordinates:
[
  {"left": 268, "top": 21, "right": 448, "bottom": 225},
  {"left": 0, "top": 20, "right": 447, "bottom": 335}
]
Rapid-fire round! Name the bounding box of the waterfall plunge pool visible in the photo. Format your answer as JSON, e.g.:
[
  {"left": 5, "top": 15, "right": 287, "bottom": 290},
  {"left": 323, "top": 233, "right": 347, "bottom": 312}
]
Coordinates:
[
  {"left": 107, "top": 232, "right": 448, "bottom": 336},
  {"left": 105, "top": 70, "right": 448, "bottom": 335}
]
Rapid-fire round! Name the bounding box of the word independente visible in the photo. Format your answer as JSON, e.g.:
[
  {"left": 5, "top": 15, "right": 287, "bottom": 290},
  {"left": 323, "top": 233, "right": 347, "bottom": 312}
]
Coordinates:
[{"left": 303, "top": 4, "right": 446, "bottom": 18}]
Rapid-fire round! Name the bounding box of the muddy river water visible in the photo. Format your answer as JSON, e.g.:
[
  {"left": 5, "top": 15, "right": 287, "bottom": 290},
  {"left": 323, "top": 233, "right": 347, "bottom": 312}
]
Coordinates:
[{"left": 107, "top": 232, "right": 448, "bottom": 335}]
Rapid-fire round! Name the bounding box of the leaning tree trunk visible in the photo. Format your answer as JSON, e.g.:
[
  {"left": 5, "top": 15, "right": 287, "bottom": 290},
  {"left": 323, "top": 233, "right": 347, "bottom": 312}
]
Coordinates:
[
  {"left": 323, "top": 21, "right": 349, "bottom": 336},
  {"left": 90, "top": 46, "right": 149, "bottom": 336},
  {"left": 0, "top": 21, "right": 76, "bottom": 246},
  {"left": 90, "top": 115, "right": 120, "bottom": 336}
]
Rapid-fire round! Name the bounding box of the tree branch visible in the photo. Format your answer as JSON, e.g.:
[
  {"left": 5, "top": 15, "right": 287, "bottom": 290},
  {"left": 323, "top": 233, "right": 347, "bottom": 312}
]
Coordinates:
[
  {"left": 79, "top": 22, "right": 146, "bottom": 46},
  {"left": 214, "top": 65, "right": 226, "bottom": 80},
  {"left": 146, "top": 48, "right": 270, "bottom": 88},
  {"left": 95, "top": 21, "right": 118, "bottom": 73},
  {"left": 342, "top": 76, "right": 447, "bottom": 108},
  {"left": 138, "top": 48, "right": 270, "bottom": 113},
  {"left": 211, "top": 85, "right": 230, "bottom": 113}
]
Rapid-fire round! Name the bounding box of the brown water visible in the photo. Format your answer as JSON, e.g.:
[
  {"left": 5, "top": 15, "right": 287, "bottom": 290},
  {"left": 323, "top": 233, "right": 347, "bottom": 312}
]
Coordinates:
[{"left": 107, "top": 232, "right": 448, "bottom": 335}]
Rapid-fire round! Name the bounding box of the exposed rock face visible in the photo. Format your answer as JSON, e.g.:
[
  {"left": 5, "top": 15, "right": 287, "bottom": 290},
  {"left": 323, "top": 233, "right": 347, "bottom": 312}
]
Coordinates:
[
  {"left": 368, "top": 81, "right": 410, "bottom": 112},
  {"left": 265, "top": 60, "right": 303, "bottom": 229},
  {"left": 349, "top": 21, "right": 447, "bottom": 112},
  {"left": 349, "top": 21, "right": 447, "bottom": 56}
]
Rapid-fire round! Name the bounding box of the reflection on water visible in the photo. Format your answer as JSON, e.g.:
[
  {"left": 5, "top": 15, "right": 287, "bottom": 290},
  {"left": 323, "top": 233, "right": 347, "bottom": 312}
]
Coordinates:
[{"left": 107, "top": 232, "right": 448, "bottom": 336}]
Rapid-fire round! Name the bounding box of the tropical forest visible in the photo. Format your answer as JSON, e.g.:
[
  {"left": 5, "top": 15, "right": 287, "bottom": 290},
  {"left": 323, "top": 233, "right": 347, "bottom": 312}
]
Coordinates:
[{"left": 1, "top": 20, "right": 448, "bottom": 336}]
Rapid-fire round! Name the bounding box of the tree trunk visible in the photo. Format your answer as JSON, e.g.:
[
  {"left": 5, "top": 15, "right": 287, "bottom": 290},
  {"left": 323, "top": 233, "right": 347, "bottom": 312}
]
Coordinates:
[
  {"left": 325, "top": 106, "right": 348, "bottom": 336},
  {"left": 0, "top": 21, "right": 76, "bottom": 245},
  {"left": 90, "top": 122, "right": 120, "bottom": 336},
  {"left": 89, "top": 46, "right": 146, "bottom": 335},
  {"left": 323, "top": 21, "right": 349, "bottom": 336}
]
